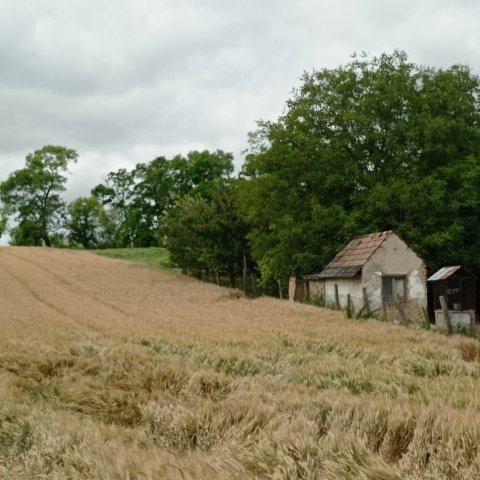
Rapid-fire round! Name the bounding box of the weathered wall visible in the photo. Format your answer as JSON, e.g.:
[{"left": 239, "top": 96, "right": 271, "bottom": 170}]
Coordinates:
[
  {"left": 362, "top": 234, "right": 427, "bottom": 323},
  {"left": 308, "top": 279, "right": 325, "bottom": 300},
  {"left": 308, "top": 234, "right": 427, "bottom": 323},
  {"left": 324, "top": 278, "right": 363, "bottom": 311},
  {"left": 383, "top": 303, "right": 426, "bottom": 324},
  {"left": 288, "top": 277, "right": 305, "bottom": 301},
  {"left": 435, "top": 310, "right": 475, "bottom": 329}
]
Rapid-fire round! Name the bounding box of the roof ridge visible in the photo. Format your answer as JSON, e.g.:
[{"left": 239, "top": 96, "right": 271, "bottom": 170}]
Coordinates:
[
  {"left": 318, "top": 230, "right": 395, "bottom": 278},
  {"left": 354, "top": 230, "right": 393, "bottom": 240}
]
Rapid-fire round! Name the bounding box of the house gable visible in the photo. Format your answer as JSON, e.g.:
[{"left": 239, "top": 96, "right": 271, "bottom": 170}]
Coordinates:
[
  {"left": 362, "top": 233, "right": 427, "bottom": 313},
  {"left": 319, "top": 230, "right": 393, "bottom": 279},
  {"left": 363, "top": 233, "right": 425, "bottom": 278}
]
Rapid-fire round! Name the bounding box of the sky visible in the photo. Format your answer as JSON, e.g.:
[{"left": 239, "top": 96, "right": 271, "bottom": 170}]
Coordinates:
[{"left": 1, "top": 0, "right": 480, "bottom": 201}]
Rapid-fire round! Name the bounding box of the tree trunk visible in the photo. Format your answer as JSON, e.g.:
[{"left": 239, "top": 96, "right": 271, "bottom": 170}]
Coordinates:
[
  {"left": 40, "top": 215, "right": 51, "bottom": 247},
  {"left": 229, "top": 271, "right": 236, "bottom": 288},
  {"left": 250, "top": 273, "right": 258, "bottom": 297}
]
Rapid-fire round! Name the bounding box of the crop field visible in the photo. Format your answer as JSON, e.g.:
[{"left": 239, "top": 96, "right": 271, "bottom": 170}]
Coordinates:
[{"left": 1, "top": 247, "right": 480, "bottom": 479}]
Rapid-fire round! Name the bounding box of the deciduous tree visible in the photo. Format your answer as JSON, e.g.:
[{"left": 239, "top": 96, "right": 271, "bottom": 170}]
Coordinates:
[
  {"left": 240, "top": 51, "right": 480, "bottom": 286},
  {"left": 67, "top": 196, "right": 108, "bottom": 249},
  {"left": 165, "top": 182, "right": 250, "bottom": 285},
  {"left": 0, "top": 145, "right": 78, "bottom": 246}
]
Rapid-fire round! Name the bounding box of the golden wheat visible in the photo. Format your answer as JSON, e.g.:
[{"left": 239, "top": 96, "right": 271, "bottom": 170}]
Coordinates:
[{"left": 1, "top": 247, "right": 480, "bottom": 479}]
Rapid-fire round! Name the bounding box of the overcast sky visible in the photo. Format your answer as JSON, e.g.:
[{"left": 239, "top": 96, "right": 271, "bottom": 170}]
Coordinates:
[{"left": 1, "top": 0, "right": 479, "bottom": 200}]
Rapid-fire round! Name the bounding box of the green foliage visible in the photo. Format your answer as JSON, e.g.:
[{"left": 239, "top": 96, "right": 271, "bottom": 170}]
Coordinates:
[
  {"left": 0, "top": 145, "right": 78, "bottom": 246},
  {"left": 170, "top": 150, "right": 235, "bottom": 197},
  {"left": 91, "top": 168, "right": 138, "bottom": 247},
  {"left": 89, "top": 149, "right": 252, "bottom": 282},
  {"left": 132, "top": 156, "right": 175, "bottom": 245},
  {"left": 16, "top": 422, "right": 33, "bottom": 455},
  {"left": 67, "top": 197, "right": 108, "bottom": 249},
  {"left": 10, "top": 219, "right": 45, "bottom": 246},
  {"left": 240, "top": 51, "right": 480, "bottom": 282},
  {"left": 3, "top": 50, "right": 479, "bottom": 300},
  {"left": 90, "top": 150, "right": 236, "bottom": 250},
  {"left": 164, "top": 181, "right": 251, "bottom": 282},
  {"left": 345, "top": 302, "right": 355, "bottom": 319},
  {"left": 91, "top": 247, "right": 176, "bottom": 271},
  {"left": 304, "top": 291, "right": 326, "bottom": 308},
  {"left": 0, "top": 217, "right": 6, "bottom": 238}
]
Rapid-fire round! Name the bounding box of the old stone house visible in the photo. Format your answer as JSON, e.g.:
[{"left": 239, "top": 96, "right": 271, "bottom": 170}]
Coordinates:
[{"left": 302, "top": 231, "right": 428, "bottom": 323}]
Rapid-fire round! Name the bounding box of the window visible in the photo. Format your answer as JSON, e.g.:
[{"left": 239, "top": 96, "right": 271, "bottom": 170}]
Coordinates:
[{"left": 382, "top": 276, "right": 406, "bottom": 304}]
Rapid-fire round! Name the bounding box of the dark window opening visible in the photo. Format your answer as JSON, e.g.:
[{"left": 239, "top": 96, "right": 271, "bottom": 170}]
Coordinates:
[{"left": 383, "top": 276, "right": 406, "bottom": 304}]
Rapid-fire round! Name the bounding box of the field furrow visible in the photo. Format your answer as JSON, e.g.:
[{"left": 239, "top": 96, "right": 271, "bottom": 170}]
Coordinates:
[{"left": 1, "top": 247, "right": 480, "bottom": 479}]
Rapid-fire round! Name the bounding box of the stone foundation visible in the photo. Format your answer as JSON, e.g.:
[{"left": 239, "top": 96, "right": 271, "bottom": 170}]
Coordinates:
[{"left": 380, "top": 303, "right": 426, "bottom": 324}]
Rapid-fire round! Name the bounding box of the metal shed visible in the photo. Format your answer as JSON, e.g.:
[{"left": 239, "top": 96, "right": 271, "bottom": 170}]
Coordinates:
[{"left": 427, "top": 266, "right": 477, "bottom": 332}]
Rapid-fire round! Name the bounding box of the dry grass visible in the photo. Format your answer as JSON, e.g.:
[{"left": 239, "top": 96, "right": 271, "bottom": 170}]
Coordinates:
[{"left": 1, "top": 247, "right": 480, "bottom": 479}]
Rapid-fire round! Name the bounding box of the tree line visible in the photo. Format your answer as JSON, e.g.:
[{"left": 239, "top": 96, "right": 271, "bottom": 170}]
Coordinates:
[
  {"left": 0, "top": 148, "right": 250, "bottom": 286},
  {"left": 1, "top": 51, "right": 480, "bottom": 293}
]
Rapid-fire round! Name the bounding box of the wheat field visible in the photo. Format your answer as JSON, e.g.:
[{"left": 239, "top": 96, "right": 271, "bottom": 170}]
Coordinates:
[{"left": 1, "top": 247, "right": 480, "bottom": 479}]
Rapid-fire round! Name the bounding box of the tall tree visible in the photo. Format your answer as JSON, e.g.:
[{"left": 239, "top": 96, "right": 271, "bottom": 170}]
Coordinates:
[
  {"left": 165, "top": 182, "right": 250, "bottom": 285},
  {"left": 163, "top": 150, "right": 248, "bottom": 284},
  {"left": 0, "top": 217, "right": 6, "bottom": 239},
  {"left": 91, "top": 150, "right": 236, "bottom": 249},
  {"left": 131, "top": 156, "right": 176, "bottom": 246},
  {"left": 240, "top": 51, "right": 480, "bottom": 286},
  {"left": 67, "top": 196, "right": 111, "bottom": 249},
  {"left": 170, "top": 150, "right": 234, "bottom": 197},
  {"left": 0, "top": 145, "right": 78, "bottom": 246},
  {"left": 91, "top": 168, "right": 137, "bottom": 247}
]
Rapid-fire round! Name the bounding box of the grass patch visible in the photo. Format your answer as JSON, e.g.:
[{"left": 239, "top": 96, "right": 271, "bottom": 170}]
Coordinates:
[{"left": 90, "top": 247, "right": 178, "bottom": 271}]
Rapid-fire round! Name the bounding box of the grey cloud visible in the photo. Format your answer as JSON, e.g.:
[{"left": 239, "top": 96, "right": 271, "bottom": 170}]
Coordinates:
[{"left": 1, "top": 0, "right": 479, "bottom": 201}]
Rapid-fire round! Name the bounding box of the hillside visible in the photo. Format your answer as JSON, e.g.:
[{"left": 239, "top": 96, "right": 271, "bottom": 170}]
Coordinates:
[{"left": 1, "top": 247, "right": 480, "bottom": 479}]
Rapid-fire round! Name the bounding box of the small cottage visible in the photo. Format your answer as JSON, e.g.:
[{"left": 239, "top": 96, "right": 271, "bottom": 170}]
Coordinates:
[{"left": 302, "top": 231, "right": 428, "bottom": 323}]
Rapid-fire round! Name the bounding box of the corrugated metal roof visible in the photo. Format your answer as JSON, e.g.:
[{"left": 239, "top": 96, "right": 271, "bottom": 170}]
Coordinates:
[
  {"left": 427, "top": 266, "right": 462, "bottom": 282},
  {"left": 317, "top": 231, "right": 393, "bottom": 279}
]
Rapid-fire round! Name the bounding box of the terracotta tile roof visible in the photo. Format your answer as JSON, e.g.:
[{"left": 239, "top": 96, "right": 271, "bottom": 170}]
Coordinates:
[{"left": 318, "top": 231, "right": 393, "bottom": 278}]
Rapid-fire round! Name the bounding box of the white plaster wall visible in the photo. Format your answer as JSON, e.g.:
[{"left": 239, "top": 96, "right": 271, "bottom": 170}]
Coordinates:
[
  {"left": 435, "top": 310, "right": 474, "bottom": 328},
  {"left": 361, "top": 271, "right": 383, "bottom": 311},
  {"left": 408, "top": 270, "right": 426, "bottom": 301},
  {"left": 324, "top": 278, "right": 363, "bottom": 311},
  {"left": 362, "top": 234, "right": 427, "bottom": 312}
]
